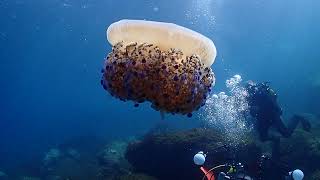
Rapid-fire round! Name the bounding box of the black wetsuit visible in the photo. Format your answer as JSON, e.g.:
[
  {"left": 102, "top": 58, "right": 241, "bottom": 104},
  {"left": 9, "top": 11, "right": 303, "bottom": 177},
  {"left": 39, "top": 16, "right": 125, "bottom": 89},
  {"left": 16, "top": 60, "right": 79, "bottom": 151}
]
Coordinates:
[
  {"left": 246, "top": 83, "right": 287, "bottom": 140},
  {"left": 246, "top": 82, "right": 310, "bottom": 159}
]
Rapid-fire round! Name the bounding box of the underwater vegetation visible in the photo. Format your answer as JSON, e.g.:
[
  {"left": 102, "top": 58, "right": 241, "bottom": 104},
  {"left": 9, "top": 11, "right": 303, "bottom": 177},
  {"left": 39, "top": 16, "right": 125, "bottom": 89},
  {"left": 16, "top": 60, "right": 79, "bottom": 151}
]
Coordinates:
[{"left": 101, "top": 20, "right": 216, "bottom": 116}]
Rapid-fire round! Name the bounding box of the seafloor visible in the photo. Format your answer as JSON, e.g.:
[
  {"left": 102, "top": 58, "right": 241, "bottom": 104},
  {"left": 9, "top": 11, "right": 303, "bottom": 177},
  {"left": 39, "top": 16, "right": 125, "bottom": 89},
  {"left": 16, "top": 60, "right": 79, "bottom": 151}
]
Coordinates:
[{"left": 0, "top": 114, "right": 320, "bottom": 180}]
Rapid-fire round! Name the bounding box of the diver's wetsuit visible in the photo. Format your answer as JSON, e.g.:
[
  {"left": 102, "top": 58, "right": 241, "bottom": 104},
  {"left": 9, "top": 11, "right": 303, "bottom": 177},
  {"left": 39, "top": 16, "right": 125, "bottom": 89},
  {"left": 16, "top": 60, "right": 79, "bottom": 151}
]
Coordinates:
[{"left": 246, "top": 82, "right": 310, "bottom": 158}]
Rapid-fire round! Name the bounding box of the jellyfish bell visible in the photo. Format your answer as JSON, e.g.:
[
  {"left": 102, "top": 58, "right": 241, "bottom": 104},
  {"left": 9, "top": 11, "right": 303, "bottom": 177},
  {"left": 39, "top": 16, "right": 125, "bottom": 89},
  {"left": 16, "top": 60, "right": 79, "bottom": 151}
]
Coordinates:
[
  {"left": 107, "top": 19, "right": 217, "bottom": 67},
  {"left": 101, "top": 19, "right": 217, "bottom": 116}
]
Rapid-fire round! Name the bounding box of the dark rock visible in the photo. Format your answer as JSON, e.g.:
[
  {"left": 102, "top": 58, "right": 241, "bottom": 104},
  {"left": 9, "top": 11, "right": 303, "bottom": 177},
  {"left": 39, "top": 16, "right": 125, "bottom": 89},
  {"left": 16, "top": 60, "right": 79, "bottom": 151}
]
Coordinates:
[
  {"left": 114, "top": 173, "right": 158, "bottom": 180},
  {"left": 97, "top": 140, "right": 132, "bottom": 179},
  {"left": 311, "top": 170, "right": 320, "bottom": 180},
  {"left": 125, "top": 128, "right": 260, "bottom": 179},
  {"left": 279, "top": 126, "right": 320, "bottom": 180},
  {"left": 39, "top": 136, "right": 107, "bottom": 180}
]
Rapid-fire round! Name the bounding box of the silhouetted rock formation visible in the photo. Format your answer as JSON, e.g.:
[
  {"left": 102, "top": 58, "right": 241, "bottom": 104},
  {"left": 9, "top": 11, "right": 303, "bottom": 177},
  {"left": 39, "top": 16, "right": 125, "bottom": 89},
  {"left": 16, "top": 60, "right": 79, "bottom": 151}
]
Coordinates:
[{"left": 125, "top": 128, "right": 260, "bottom": 179}]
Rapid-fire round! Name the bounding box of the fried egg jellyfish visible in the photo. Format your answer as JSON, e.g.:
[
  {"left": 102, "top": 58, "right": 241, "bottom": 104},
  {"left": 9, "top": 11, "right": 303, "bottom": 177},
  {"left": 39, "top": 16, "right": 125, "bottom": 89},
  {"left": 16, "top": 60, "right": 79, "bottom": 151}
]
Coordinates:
[
  {"left": 101, "top": 20, "right": 217, "bottom": 116},
  {"left": 200, "top": 75, "right": 253, "bottom": 145}
]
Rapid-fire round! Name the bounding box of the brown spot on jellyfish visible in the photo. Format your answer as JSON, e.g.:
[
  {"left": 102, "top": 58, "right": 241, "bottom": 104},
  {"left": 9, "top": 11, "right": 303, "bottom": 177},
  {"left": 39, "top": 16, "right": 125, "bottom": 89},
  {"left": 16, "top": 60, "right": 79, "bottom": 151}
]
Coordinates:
[{"left": 101, "top": 19, "right": 217, "bottom": 116}]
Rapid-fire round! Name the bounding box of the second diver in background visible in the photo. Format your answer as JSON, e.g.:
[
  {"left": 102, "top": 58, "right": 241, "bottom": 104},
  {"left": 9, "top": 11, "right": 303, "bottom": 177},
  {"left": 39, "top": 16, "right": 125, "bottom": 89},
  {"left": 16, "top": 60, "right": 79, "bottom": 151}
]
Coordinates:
[{"left": 245, "top": 81, "right": 311, "bottom": 159}]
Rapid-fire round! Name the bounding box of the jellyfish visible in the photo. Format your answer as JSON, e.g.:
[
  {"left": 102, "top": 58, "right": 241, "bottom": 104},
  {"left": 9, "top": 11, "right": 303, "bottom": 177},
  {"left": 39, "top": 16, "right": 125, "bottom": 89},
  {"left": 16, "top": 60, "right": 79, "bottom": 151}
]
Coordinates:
[{"left": 101, "top": 19, "right": 217, "bottom": 116}]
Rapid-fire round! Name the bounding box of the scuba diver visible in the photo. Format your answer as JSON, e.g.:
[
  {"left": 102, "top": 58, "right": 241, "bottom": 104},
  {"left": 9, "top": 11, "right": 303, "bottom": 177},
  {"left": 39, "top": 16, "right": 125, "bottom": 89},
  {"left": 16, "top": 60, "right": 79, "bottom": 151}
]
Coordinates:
[
  {"left": 194, "top": 151, "right": 305, "bottom": 180},
  {"left": 192, "top": 81, "right": 308, "bottom": 180},
  {"left": 194, "top": 151, "right": 254, "bottom": 180},
  {"left": 245, "top": 81, "right": 311, "bottom": 159}
]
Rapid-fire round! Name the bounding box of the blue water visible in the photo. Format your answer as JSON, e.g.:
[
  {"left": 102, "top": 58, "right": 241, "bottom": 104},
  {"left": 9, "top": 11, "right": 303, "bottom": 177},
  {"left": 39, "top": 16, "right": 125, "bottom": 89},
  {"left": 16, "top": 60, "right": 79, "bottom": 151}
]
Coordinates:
[{"left": 0, "top": 0, "right": 319, "bottom": 178}]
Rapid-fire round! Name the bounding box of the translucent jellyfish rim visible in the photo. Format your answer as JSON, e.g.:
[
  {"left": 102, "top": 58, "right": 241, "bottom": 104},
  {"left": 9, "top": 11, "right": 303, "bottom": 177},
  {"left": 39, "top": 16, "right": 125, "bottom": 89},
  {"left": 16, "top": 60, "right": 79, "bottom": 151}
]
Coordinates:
[{"left": 106, "top": 19, "right": 217, "bottom": 67}]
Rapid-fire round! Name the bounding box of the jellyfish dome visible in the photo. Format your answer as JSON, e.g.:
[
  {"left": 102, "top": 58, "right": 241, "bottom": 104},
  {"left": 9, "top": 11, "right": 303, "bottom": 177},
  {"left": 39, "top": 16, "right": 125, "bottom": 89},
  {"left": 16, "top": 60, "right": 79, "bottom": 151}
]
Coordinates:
[{"left": 101, "top": 19, "right": 217, "bottom": 116}]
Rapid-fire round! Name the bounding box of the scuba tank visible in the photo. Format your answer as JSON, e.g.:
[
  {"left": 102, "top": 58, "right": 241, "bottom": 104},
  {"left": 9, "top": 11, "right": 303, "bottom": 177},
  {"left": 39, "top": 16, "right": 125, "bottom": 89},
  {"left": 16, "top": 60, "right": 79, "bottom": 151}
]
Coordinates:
[
  {"left": 193, "top": 151, "right": 253, "bottom": 180},
  {"left": 246, "top": 82, "right": 282, "bottom": 117}
]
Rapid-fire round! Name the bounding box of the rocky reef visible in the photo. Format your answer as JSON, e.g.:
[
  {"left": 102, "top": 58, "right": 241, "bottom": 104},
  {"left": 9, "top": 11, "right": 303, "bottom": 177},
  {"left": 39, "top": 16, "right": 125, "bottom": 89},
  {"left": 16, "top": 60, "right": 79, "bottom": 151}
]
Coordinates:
[
  {"left": 114, "top": 173, "right": 158, "bottom": 180},
  {"left": 41, "top": 146, "right": 99, "bottom": 180},
  {"left": 96, "top": 140, "right": 132, "bottom": 179},
  {"left": 125, "top": 128, "right": 261, "bottom": 179},
  {"left": 39, "top": 137, "right": 135, "bottom": 180},
  {"left": 4, "top": 114, "right": 320, "bottom": 180},
  {"left": 124, "top": 116, "right": 320, "bottom": 180},
  {"left": 279, "top": 123, "right": 320, "bottom": 180}
]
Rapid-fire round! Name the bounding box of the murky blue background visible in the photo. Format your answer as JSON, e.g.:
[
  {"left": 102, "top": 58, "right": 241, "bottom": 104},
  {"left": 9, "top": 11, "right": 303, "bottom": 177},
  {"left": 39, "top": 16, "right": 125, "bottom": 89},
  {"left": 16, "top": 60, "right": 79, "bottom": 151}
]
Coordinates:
[{"left": 0, "top": 0, "right": 319, "bottom": 172}]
